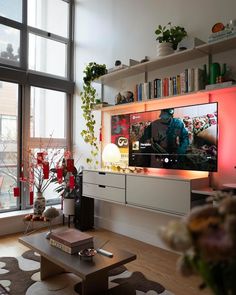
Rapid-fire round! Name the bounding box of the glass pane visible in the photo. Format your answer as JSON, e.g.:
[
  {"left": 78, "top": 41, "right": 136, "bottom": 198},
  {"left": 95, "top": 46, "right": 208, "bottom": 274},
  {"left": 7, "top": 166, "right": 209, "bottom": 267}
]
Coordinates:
[
  {"left": 0, "top": 24, "right": 20, "bottom": 66},
  {"left": 30, "top": 87, "right": 66, "bottom": 138},
  {"left": 0, "top": 81, "right": 18, "bottom": 211},
  {"left": 29, "top": 33, "right": 66, "bottom": 77},
  {"left": 0, "top": 0, "right": 22, "bottom": 22},
  {"left": 28, "top": 0, "right": 69, "bottom": 38}
]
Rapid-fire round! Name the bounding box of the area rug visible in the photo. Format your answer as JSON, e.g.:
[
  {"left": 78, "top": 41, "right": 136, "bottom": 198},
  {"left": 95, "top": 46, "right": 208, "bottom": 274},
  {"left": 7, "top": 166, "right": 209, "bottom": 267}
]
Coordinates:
[{"left": 0, "top": 250, "right": 174, "bottom": 295}]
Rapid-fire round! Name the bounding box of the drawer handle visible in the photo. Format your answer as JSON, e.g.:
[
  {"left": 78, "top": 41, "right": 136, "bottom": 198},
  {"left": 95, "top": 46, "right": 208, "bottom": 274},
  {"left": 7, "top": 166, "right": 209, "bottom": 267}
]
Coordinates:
[
  {"left": 99, "top": 172, "right": 106, "bottom": 175},
  {"left": 99, "top": 185, "right": 106, "bottom": 188}
]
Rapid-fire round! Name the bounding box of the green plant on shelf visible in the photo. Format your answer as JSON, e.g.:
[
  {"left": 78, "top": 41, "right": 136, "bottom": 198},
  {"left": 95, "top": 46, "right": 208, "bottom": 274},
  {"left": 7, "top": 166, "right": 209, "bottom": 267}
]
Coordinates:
[
  {"left": 155, "top": 22, "right": 187, "bottom": 50},
  {"left": 80, "top": 62, "right": 107, "bottom": 166}
]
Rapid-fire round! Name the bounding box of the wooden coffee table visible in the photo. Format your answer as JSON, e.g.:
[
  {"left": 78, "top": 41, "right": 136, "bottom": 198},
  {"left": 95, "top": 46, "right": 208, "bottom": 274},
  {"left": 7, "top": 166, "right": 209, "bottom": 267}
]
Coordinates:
[{"left": 19, "top": 232, "right": 136, "bottom": 295}]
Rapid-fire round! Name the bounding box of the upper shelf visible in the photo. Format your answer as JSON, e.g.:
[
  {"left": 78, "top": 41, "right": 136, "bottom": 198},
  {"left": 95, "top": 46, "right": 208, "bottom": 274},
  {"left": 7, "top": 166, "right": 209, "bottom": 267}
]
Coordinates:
[{"left": 97, "top": 36, "right": 236, "bottom": 84}]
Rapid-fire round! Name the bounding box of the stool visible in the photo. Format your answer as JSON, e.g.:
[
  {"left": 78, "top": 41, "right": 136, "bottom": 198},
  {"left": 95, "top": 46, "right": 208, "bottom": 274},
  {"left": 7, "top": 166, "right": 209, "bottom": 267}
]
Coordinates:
[{"left": 62, "top": 214, "right": 74, "bottom": 227}]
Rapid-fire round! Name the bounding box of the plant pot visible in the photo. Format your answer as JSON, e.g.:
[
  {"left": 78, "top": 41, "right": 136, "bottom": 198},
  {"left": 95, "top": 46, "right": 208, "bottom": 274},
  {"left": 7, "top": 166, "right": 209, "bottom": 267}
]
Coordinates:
[
  {"left": 33, "top": 192, "right": 46, "bottom": 216},
  {"left": 156, "top": 42, "right": 174, "bottom": 57},
  {"left": 63, "top": 198, "right": 75, "bottom": 216}
]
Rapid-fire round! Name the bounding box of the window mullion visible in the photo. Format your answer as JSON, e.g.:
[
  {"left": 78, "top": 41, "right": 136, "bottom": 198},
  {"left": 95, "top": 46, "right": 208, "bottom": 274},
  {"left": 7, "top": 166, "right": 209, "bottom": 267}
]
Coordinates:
[{"left": 28, "top": 26, "right": 69, "bottom": 44}]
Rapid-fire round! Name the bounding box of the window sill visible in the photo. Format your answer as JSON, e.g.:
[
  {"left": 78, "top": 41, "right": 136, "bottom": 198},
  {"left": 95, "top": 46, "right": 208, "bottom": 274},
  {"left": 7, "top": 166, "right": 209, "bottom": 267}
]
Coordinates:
[{"left": 0, "top": 204, "right": 62, "bottom": 219}]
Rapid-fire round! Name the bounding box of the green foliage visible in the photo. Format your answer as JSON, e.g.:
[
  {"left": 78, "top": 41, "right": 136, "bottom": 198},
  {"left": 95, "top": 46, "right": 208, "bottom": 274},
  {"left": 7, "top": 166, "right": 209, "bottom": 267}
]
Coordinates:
[
  {"left": 155, "top": 22, "right": 187, "bottom": 50},
  {"left": 80, "top": 62, "right": 107, "bottom": 166}
]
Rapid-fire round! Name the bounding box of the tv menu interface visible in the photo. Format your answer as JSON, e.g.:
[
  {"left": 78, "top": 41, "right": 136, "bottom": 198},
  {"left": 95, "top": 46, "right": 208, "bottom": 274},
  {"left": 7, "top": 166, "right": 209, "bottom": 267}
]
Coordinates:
[{"left": 128, "top": 102, "right": 218, "bottom": 171}]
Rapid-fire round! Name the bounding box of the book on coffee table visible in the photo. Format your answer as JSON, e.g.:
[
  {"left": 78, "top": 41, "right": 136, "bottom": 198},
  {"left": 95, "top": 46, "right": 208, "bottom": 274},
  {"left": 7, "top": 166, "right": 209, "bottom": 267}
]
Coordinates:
[{"left": 50, "top": 229, "right": 93, "bottom": 254}]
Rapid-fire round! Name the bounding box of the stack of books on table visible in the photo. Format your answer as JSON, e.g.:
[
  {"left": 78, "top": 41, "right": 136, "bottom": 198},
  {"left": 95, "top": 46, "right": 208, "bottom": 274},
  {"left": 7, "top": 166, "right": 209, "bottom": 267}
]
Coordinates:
[{"left": 50, "top": 229, "right": 93, "bottom": 254}]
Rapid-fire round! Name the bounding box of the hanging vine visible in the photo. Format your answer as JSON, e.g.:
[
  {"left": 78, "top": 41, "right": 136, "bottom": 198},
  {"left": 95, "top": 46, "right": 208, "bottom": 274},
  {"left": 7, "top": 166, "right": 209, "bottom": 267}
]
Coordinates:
[{"left": 80, "top": 62, "right": 107, "bottom": 166}]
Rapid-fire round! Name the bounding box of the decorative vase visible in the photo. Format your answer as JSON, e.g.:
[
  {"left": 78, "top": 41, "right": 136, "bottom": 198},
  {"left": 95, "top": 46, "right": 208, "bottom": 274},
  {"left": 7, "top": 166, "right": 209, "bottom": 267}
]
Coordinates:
[
  {"left": 63, "top": 198, "right": 75, "bottom": 216},
  {"left": 156, "top": 42, "right": 174, "bottom": 57},
  {"left": 33, "top": 191, "right": 46, "bottom": 216}
]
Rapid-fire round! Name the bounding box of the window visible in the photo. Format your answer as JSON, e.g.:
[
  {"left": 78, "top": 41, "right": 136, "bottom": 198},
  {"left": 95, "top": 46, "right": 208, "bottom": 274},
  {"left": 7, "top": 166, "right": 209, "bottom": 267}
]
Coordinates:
[
  {"left": 0, "top": 81, "right": 18, "bottom": 211},
  {"left": 0, "top": 0, "right": 22, "bottom": 23},
  {"left": 28, "top": 0, "right": 69, "bottom": 38},
  {"left": 29, "top": 87, "right": 68, "bottom": 205},
  {"left": 29, "top": 34, "right": 67, "bottom": 77},
  {"left": 0, "top": 24, "right": 20, "bottom": 67},
  {"left": 0, "top": 0, "right": 74, "bottom": 213}
]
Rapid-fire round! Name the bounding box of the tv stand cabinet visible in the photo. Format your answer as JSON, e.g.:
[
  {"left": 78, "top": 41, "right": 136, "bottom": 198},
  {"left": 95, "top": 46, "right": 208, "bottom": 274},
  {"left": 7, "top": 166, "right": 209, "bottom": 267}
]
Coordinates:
[{"left": 82, "top": 170, "right": 209, "bottom": 216}]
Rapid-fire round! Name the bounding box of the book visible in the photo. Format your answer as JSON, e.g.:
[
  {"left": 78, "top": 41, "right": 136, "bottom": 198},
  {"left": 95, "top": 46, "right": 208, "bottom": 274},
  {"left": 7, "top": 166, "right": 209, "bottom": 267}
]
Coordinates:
[
  {"left": 50, "top": 238, "right": 93, "bottom": 254},
  {"left": 50, "top": 229, "right": 93, "bottom": 248}
]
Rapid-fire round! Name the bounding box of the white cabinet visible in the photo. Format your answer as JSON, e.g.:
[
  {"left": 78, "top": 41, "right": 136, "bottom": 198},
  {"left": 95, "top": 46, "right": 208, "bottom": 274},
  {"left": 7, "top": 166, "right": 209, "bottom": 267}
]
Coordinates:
[
  {"left": 83, "top": 170, "right": 209, "bottom": 215},
  {"left": 127, "top": 175, "right": 192, "bottom": 215},
  {"left": 83, "top": 170, "right": 126, "bottom": 204}
]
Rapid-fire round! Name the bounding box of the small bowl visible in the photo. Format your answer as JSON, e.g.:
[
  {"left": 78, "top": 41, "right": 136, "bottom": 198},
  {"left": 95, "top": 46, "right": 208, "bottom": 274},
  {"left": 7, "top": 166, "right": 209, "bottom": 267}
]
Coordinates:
[{"left": 78, "top": 248, "right": 97, "bottom": 259}]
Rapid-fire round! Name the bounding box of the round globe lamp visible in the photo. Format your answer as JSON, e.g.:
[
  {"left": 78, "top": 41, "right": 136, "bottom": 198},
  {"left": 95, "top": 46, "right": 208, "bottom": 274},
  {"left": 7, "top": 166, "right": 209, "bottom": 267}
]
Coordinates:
[{"left": 102, "top": 143, "right": 121, "bottom": 170}]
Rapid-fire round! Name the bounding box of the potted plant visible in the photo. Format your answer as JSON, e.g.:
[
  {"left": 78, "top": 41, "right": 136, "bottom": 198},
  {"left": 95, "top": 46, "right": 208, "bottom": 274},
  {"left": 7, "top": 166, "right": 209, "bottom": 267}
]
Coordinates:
[
  {"left": 80, "top": 62, "right": 107, "bottom": 166},
  {"left": 155, "top": 22, "right": 187, "bottom": 56}
]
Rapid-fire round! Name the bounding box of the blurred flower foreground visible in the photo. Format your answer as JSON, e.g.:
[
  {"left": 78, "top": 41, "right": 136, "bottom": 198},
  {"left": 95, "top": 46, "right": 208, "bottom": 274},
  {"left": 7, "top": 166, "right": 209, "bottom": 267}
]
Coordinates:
[{"left": 159, "top": 192, "right": 236, "bottom": 295}]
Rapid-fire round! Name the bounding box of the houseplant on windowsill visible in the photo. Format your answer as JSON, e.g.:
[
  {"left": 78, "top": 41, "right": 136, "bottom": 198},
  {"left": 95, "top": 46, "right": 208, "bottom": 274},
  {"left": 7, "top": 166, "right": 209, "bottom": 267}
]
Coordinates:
[
  {"left": 50, "top": 151, "right": 80, "bottom": 216},
  {"left": 80, "top": 62, "right": 107, "bottom": 167},
  {"left": 155, "top": 22, "right": 187, "bottom": 56}
]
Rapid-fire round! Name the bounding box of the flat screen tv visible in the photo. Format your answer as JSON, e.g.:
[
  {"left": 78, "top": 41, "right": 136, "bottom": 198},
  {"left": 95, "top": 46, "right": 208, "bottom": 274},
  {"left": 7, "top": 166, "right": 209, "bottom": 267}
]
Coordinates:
[{"left": 129, "top": 102, "right": 218, "bottom": 171}]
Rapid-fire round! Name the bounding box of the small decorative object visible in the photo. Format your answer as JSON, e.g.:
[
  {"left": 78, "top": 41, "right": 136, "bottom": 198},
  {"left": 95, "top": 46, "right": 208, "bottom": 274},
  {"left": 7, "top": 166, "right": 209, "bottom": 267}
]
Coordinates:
[
  {"left": 43, "top": 207, "right": 60, "bottom": 239},
  {"left": 33, "top": 191, "right": 46, "bottom": 216},
  {"left": 78, "top": 248, "right": 97, "bottom": 260},
  {"left": 155, "top": 22, "right": 187, "bottom": 56},
  {"left": 80, "top": 62, "right": 107, "bottom": 166},
  {"left": 159, "top": 191, "right": 236, "bottom": 295},
  {"left": 115, "top": 91, "right": 134, "bottom": 105}
]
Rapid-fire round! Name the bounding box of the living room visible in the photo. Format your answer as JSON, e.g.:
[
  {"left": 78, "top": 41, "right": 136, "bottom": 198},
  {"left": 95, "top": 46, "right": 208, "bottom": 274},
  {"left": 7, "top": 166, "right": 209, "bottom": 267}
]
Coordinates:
[{"left": 1, "top": 0, "right": 236, "bottom": 294}]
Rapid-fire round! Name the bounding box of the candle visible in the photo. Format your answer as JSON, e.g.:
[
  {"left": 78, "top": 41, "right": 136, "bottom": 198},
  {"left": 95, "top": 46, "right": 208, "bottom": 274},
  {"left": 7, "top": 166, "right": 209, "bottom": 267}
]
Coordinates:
[
  {"left": 43, "top": 162, "right": 49, "bottom": 179},
  {"left": 13, "top": 187, "right": 20, "bottom": 197},
  {"left": 69, "top": 175, "right": 75, "bottom": 189},
  {"left": 66, "top": 158, "right": 74, "bottom": 172}
]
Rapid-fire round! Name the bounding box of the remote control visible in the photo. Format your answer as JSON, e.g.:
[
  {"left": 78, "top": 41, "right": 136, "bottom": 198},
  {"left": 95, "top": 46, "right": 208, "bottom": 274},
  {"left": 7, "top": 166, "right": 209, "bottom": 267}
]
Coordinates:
[{"left": 97, "top": 248, "right": 113, "bottom": 258}]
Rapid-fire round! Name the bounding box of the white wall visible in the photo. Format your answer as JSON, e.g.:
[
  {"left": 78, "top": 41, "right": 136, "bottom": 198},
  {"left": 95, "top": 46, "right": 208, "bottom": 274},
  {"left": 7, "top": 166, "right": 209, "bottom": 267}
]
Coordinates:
[{"left": 74, "top": 0, "right": 236, "bottom": 248}]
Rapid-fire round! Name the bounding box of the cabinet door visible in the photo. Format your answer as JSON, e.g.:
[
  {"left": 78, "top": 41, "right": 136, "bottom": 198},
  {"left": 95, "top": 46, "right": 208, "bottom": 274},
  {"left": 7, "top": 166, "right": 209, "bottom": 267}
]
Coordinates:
[
  {"left": 126, "top": 175, "right": 190, "bottom": 215},
  {"left": 83, "top": 170, "right": 125, "bottom": 188},
  {"left": 83, "top": 183, "right": 125, "bottom": 204}
]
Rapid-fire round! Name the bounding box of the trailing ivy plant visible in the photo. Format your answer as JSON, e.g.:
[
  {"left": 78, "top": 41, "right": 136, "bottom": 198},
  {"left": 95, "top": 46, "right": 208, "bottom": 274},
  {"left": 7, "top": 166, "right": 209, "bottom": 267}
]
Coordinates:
[{"left": 80, "top": 62, "right": 107, "bottom": 166}]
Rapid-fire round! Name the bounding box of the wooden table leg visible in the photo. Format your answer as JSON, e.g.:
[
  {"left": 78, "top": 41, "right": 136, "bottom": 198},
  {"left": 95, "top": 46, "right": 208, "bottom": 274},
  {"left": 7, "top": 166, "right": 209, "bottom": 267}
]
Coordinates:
[
  {"left": 40, "top": 256, "right": 65, "bottom": 280},
  {"left": 81, "top": 271, "right": 108, "bottom": 295}
]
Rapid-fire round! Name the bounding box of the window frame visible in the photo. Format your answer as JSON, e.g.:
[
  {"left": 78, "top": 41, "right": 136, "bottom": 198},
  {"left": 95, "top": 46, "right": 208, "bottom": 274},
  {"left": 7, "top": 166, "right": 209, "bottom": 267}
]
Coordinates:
[{"left": 0, "top": 0, "right": 74, "bottom": 212}]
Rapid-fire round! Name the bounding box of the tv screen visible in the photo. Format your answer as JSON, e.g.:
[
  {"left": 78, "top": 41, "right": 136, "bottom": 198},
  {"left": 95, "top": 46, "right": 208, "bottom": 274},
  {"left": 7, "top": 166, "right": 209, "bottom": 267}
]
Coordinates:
[{"left": 129, "top": 102, "right": 218, "bottom": 171}]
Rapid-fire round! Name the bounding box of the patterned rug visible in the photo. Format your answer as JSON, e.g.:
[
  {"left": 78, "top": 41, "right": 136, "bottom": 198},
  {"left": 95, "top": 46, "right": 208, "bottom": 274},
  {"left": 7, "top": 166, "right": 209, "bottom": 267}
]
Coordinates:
[{"left": 0, "top": 250, "right": 174, "bottom": 295}]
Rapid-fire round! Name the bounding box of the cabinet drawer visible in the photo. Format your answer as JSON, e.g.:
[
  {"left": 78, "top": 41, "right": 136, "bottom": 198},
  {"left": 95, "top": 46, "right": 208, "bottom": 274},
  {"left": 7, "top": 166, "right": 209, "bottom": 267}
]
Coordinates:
[
  {"left": 83, "top": 170, "right": 125, "bottom": 188},
  {"left": 83, "top": 183, "right": 125, "bottom": 204},
  {"left": 126, "top": 175, "right": 190, "bottom": 215}
]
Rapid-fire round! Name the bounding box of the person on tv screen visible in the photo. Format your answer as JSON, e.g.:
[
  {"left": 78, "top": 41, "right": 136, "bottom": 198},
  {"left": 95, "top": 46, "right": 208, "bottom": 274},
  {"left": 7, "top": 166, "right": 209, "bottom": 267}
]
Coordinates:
[{"left": 141, "top": 108, "right": 189, "bottom": 156}]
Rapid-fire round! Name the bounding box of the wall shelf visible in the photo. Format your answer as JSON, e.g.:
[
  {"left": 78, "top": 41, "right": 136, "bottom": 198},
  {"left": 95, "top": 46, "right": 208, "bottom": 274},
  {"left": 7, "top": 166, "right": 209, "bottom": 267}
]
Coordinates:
[
  {"left": 96, "top": 36, "right": 236, "bottom": 84},
  {"left": 100, "top": 85, "right": 236, "bottom": 113}
]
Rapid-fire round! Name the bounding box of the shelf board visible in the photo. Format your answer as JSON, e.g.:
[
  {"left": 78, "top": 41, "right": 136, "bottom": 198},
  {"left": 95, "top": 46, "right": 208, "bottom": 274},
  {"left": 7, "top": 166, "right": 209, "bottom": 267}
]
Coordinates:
[
  {"left": 97, "top": 36, "right": 236, "bottom": 84},
  {"left": 100, "top": 85, "right": 236, "bottom": 112},
  {"left": 197, "top": 35, "right": 236, "bottom": 55}
]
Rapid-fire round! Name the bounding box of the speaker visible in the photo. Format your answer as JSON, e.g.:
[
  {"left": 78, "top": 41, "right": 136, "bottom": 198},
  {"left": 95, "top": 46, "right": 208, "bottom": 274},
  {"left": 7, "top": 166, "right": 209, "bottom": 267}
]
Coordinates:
[{"left": 74, "top": 173, "right": 94, "bottom": 231}]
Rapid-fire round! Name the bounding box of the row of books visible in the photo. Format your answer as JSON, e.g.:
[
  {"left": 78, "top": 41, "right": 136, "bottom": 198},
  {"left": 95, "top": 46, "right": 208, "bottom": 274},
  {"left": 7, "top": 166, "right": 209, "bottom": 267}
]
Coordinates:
[
  {"left": 50, "top": 228, "right": 93, "bottom": 254},
  {"left": 134, "top": 67, "right": 205, "bottom": 101}
]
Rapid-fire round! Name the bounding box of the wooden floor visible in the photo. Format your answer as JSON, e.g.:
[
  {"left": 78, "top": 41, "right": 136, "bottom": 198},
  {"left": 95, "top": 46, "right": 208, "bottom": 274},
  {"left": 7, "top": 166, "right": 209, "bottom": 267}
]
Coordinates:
[{"left": 0, "top": 226, "right": 211, "bottom": 295}]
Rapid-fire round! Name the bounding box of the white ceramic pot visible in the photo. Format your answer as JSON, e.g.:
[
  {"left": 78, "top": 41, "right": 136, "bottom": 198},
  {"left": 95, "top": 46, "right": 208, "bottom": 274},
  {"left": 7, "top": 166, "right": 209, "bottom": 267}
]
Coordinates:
[
  {"left": 156, "top": 42, "right": 174, "bottom": 57},
  {"left": 63, "top": 198, "right": 75, "bottom": 216}
]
